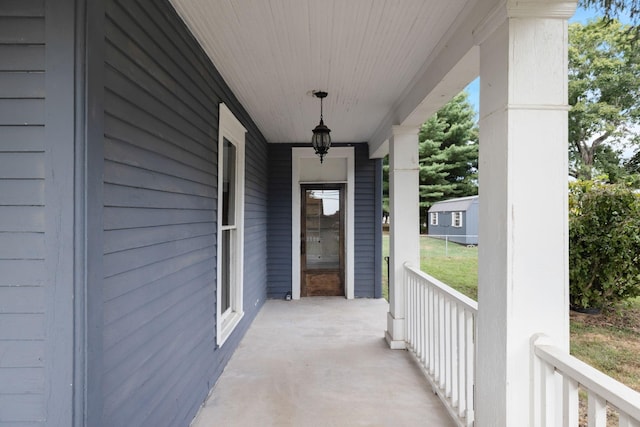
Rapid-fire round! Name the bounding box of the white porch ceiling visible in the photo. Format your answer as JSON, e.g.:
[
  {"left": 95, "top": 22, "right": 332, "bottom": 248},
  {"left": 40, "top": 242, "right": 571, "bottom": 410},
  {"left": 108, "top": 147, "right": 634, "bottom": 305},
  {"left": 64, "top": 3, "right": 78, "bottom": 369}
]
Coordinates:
[{"left": 169, "top": 0, "right": 473, "bottom": 145}]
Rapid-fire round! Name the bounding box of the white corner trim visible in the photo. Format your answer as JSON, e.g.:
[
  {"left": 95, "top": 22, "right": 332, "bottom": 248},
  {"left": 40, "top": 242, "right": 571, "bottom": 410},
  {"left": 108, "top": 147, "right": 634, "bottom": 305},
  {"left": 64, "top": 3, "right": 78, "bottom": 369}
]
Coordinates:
[{"left": 292, "top": 147, "right": 355, "bottom": 300}]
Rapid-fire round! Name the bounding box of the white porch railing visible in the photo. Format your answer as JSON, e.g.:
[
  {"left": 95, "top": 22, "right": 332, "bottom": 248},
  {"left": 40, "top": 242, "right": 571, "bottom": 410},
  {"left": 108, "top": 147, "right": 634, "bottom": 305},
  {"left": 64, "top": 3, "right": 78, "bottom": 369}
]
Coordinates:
[
  {"left": 404, "top": 263, "right": 477, "bottom": 427},
  {"left": 404, "top": 264, "right": 640, "bottom": 427},
  {"left": 532, "top": 334, "right": 640, "bottom": 427}
]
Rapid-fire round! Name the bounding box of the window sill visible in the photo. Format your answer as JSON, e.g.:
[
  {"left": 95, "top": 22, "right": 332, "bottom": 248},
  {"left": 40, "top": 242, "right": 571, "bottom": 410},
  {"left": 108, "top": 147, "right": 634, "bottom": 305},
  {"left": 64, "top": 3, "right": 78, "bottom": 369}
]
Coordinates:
[{"left": 217, "top": 310, "right": 244, "bottom": 347}]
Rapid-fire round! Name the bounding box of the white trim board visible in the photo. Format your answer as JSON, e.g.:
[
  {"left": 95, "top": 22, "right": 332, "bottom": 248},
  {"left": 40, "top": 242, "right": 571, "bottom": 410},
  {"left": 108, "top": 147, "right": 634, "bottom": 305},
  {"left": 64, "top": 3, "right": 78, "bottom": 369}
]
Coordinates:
[
  {"left": 216, "top": 103, "right": 246, "bottom": 346},
  {"left": 291, "top": 147, "right": 355, "bottom": 300}
]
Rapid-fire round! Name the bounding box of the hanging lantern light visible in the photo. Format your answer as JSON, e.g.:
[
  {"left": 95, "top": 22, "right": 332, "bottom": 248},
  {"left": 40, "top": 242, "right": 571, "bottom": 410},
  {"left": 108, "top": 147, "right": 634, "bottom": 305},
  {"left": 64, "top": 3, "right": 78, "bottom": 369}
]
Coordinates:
[{"left": 311, "top": 91, "right": 331, "bottom": 163}]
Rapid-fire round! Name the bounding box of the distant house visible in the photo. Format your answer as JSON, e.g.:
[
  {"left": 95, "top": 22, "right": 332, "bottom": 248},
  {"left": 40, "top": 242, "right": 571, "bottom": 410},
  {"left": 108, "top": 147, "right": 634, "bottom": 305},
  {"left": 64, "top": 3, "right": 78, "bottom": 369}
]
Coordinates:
[{"left": 428, "top": 195, "right": 479, "bottom": 245}]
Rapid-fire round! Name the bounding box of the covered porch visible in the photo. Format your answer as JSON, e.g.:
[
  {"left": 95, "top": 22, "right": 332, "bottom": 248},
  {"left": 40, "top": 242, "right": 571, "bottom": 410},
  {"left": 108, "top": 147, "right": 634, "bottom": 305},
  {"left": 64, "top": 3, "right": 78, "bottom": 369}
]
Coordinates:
[
  {"left": 6, "top": 0, "right": 640, "bottom": 425},
  {"left": 192, "top": 280, "right": 640, "bottom": 427},
  {"left": 191, "top": 297, "right": 455, "bottom": 426}
]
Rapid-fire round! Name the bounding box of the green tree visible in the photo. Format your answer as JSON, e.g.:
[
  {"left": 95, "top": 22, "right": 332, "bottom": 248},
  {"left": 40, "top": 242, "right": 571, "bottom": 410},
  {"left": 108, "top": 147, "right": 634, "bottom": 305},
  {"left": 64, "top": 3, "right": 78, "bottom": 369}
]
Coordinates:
[
  {"left": 626, "top": 149, "right": 640, "bottom": 174},
  {"left": 418, "top": 93, "right": 478, "bottom": 228},
  {"left": 569, "top": 181, "right": 640, "bottom": 310},
  {"left": 382, "top": 156, "right": 389, "bottom": 222},
  {"left": 593, "top": 144, "right": 626, "bottom": 183},
  {"left": 569, "top": 18, "right": 640, "bottom": 180},
  {"left": 381, "top": 92, "right": 478, "bottom": 228},
  {"left": 580, "top": 0, "right": 640, "bottom": 28}
]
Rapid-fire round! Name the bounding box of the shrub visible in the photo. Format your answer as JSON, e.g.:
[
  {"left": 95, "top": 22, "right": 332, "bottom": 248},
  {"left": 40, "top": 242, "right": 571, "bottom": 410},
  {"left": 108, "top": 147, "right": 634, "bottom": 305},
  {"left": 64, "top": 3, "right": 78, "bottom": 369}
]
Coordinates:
[{"left": 569, "top": 181, "right": 640, "bottom": 310}]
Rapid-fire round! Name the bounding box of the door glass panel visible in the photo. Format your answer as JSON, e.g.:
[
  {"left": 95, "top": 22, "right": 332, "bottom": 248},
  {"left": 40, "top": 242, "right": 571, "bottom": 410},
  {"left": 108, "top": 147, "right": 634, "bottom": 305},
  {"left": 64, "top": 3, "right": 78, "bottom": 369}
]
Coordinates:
[{"left": 305, "top": 189, "right": 341, "bottom": 269}]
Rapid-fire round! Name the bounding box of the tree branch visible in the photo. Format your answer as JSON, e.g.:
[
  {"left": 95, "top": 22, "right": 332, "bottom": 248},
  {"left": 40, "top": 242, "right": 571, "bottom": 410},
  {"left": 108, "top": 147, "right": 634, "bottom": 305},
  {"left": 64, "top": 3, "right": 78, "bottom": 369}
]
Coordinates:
[{"left": 590, "top": 131, "right": 611, "bottom": 150}]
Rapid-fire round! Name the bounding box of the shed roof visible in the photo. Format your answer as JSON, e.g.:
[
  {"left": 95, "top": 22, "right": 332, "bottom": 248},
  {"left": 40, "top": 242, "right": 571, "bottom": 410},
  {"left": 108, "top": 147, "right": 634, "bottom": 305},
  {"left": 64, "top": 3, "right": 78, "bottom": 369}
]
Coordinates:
[{"left": 428, "top": 195, "right": 478, "bottom": 213}]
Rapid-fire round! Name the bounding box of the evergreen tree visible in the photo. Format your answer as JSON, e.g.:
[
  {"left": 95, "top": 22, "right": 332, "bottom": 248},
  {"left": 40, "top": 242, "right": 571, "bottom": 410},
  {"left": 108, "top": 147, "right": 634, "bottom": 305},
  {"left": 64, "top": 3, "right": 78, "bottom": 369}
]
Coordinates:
[
  {"left": 418, "top": 93, "right": 478, "bottom": 228},
  {"left": 382, "top": 156, "right": 389, "bottom": 223},
  {"left": 382, "top": 92, "right": 478, "bottom": 230}
]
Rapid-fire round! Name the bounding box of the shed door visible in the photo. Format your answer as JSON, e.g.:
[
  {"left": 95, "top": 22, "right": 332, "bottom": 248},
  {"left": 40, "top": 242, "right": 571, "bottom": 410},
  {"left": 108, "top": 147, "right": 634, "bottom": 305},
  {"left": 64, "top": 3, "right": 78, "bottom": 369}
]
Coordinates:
[{"left": 301, "top": 185, "right": 345, "bottom": 296}]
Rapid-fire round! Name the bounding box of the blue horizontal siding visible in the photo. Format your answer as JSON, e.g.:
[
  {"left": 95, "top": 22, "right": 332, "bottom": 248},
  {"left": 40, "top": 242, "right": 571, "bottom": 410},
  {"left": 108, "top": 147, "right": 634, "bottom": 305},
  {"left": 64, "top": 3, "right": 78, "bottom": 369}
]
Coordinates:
[
  {"left": 266, "top": 144, "right": 381, "bottom": 299},
  {"left": 101, "top": 1, "right": 268, "bottom": 426},
  {"left": 354, "top": 145, "right": 382, "bottom": 298},
  {"left": 267, "top": 145, "right": 292, "bottom": 298},
  {"left": 0, "top": 3, "right": 47, "bottom": 425}
]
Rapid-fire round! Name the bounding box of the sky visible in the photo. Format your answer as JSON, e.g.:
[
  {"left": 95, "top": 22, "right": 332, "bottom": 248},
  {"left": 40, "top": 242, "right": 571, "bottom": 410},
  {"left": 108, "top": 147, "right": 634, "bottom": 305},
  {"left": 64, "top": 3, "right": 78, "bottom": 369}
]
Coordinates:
[
  {"left": 464, "top": 5, "right": 638, "bottom": 160},
  {"left": 464, "top": 5, "right": 614, "bottom": 112}
]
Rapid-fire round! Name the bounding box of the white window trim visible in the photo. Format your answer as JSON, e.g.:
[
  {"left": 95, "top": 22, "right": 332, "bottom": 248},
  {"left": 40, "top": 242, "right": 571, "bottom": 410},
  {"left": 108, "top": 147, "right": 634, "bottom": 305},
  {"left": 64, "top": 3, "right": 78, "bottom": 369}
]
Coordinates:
[
  {"left": 216, "top": 103, "right": 246, "bottom": 346},
  {"left": 430, "top": 212, "right": 438, "bottom": 226},
  {"left": 291, "top": 147, "right": 355, "bottom": 300},
  {"left": 452, "top": 211, "right": 463, "bottom": 228}
]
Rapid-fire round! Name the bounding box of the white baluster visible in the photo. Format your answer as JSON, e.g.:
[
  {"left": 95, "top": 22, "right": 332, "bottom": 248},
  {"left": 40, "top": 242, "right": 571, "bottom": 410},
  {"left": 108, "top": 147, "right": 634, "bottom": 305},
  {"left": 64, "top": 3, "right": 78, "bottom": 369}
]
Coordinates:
[
  {"left": 465, "top": 311, "right": 474, "bottom": 426},
  {"left": 588, "top": 394, "right": 606, "bottom": 427},
  {"left": 562, "top": 377, "right": 579, "bottom": 427},
  {"left": 619, "top": 413, "right": 640, "bottom": 427}
]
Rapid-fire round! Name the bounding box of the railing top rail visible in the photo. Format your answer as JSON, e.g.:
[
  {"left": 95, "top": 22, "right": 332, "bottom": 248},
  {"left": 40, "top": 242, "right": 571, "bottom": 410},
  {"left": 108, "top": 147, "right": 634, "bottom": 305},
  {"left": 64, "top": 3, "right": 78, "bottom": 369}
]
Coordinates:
[
  {"left": 533, "top": 336, "right": 640, "bottom": 420},
  {"left": 424, "top": 234, "right": 479, "bottom": 238},
  {"left": 404, "top": 263, "right": 478, "bottom": 313}
]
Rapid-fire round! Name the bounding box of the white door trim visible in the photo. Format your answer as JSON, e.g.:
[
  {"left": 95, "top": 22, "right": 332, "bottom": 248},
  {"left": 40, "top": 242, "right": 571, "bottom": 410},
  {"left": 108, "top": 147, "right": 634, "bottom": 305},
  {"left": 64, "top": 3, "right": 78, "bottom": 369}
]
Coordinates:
[{"left": 292, "top": 147, "right": 355, "bottom": 299}]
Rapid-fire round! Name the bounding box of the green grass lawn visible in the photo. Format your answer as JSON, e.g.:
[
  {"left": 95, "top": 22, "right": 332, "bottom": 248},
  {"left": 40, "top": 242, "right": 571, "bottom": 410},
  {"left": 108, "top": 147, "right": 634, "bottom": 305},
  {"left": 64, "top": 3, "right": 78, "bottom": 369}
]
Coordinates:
[
  {"left": 420, "top": 236, "right": 478, "bottom": 300},
  {"left": 569, "top": 298, "right": 640, "bottom": 392},
  {"left": 381, "top": 233, "right": 640, "bottom": 392},
  {"left": 382, "top": 234, "right": 477, "bottom": 300},
  {"left": 570, "top": 318, "right": 640, "bottom": 391}
]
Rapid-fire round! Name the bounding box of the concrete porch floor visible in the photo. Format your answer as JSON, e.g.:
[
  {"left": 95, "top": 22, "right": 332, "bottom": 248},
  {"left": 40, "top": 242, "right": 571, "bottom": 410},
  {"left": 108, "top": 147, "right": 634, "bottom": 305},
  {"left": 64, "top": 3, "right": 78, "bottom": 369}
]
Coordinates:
[{"left": 191, "top": 297, "right": 455, "bottom": 427}]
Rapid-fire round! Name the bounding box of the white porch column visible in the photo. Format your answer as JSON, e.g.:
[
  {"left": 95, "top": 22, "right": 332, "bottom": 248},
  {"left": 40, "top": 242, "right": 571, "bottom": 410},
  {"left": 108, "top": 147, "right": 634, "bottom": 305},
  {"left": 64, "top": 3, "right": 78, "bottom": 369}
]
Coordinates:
[
  {"left": 385, "top": 125, "right": 420, "bottom": 350},
  {"left": 475, "top": 2, "right": 577, "bottom": 426}
]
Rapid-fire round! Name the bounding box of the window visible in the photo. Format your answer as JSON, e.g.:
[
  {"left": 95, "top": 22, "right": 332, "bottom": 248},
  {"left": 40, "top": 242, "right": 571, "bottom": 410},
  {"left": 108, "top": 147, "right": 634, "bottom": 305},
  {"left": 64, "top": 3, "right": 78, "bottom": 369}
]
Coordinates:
[
  {"left": 452, "top": 211, "right": 463, "bottom": 228},
  {"left": 430, "top": 212, "right": 438, "bottom": 226},
  {"left": 217, "top": 103, "right": 246, "bottom": 346}
]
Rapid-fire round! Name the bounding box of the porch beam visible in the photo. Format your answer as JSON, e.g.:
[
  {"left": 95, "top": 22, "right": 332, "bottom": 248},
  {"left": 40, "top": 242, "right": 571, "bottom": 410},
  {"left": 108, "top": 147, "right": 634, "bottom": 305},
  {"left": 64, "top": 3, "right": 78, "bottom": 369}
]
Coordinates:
[
  {"left": 368, "top": 0, "right": 503, "bottom": 158},
  {"left": 385, "top": 125, "right": 420, "bottom": 350},
  {"left": 475, "top": 1, "right": 577, "bottom": 426}
]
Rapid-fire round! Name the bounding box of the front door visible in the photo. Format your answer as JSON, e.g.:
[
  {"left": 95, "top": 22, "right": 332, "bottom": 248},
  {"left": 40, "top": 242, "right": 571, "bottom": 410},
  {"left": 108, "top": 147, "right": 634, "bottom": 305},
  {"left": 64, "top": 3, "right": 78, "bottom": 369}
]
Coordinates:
[{"left": 301, "top": 185, "right": 345, "bottom": 296}]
